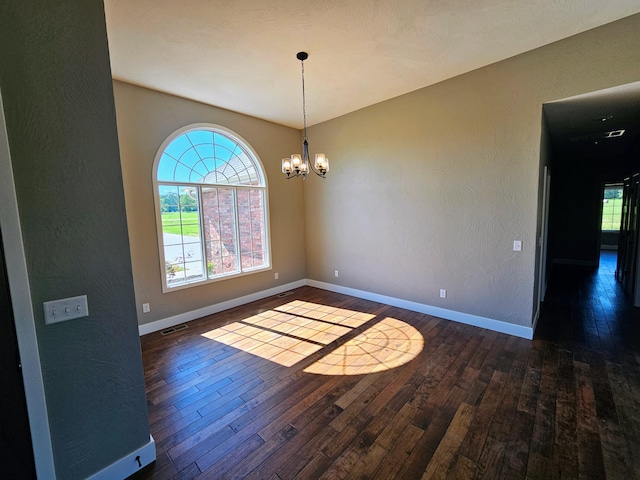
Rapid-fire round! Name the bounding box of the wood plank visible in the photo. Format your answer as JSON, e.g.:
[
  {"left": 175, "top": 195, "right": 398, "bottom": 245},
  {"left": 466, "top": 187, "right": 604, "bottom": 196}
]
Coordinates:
[
  {"left": 216, "top": 425, "right": 298, "bottom": 480},
  {"left": 187, "top": 376, "right": 325, "bottom": 473},
  {"left": 344, "top": 444, "right": 389, "bottom": 480},
  {"left": 420, "top": 402, "right": 475, "bottom": 480},
  {"left": 246, "top": 404, "right": 344, "bottom": 480},
  {"left": 525, "top": 372, "right": 556, "bottom": 479},
  {"left": 372, "top": 423, "right": 424, "bottom": 479},
  {"left": 574, "top": 360, "right": 606, "bottom": 479},
  {"left": 318, "top": 448, "right": 360, "bottom": 480},
  {"left": 374, "top": 402, "right": 418, "bottom": 451},
  {"left": 604, "top": 360, "right": 639, "bottom": 478},
  {"left": 196, "top": 433, "right": 265, "bottom": 479},
  {"left": 458, "top": 370, "right": 508, "bottom": 462},
  {"left": 292, "top": 451, "right": 333, "bottom": 480}
]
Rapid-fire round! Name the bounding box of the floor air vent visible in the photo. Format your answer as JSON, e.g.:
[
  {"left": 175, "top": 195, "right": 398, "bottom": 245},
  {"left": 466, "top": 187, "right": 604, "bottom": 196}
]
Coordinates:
[
  {"left": 276, "top": 291, "right": 295, "bottom": 298},
  {"left": 161, "top": 324, "right": 188, "bottom": 336}
]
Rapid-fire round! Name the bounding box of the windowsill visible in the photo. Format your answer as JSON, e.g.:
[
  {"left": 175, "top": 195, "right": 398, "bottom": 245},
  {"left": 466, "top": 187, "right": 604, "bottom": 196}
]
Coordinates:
[{"left": 163, "top": 265, "right": 272, "bottom": 293}]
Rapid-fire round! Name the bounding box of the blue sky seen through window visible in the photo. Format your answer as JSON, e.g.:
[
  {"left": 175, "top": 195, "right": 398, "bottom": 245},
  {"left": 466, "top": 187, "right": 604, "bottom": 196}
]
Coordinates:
[{"left": 157, "top": 130, "right": 259, "bottom": 186}]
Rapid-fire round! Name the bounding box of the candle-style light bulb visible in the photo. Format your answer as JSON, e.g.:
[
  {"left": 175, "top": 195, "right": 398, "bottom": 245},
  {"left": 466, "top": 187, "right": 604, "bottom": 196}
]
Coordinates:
[
  {"left": 282, "top": 158, "right": 292, "bottom": 174},
  {"left": 291, "top": 154, "right": 302, "bottom": 170}
]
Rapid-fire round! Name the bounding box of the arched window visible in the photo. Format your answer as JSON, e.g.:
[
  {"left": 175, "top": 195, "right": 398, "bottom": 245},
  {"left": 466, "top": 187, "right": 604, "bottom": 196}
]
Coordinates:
[{"left": 154, "top": 125, "right": 270, "bottom": 290}]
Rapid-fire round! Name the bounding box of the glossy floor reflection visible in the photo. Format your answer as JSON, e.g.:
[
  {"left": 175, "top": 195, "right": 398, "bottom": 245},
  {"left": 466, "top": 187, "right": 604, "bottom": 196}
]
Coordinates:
[
  {"left": 537, "top": 250, "right": 640, "bottom": 355},
  {"left": 201, "top": 300, "right": 423, "bottom": 374}
]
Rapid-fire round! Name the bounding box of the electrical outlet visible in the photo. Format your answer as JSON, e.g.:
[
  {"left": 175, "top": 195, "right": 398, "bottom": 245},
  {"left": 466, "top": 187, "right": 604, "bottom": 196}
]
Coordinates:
[
  {"left": 142, "top": 303, "right": 151, "bottom": 314},
  {"left": 440, "top": 289, "right": 447, "bottom": 299},
  {"left": 335, "top": 270, "right": 339, "bottom": 278},
  {"left": 274, "top": 272, "right": 279, "bottom": 280}
]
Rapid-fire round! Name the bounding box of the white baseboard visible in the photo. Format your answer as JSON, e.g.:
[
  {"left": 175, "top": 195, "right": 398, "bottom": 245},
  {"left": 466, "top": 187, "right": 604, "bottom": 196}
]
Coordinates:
[
  {"left": 138, "top": 278, "right": 533, "bottom": 340},
  {"left": 307, "top": 280, "right": 534, "bottom": 340},
  {"left": 88, "top": 435, "right": 155, "bottom": 480},
  {"left": 138, "top": 280, "right": 306, "bottom": 336}
]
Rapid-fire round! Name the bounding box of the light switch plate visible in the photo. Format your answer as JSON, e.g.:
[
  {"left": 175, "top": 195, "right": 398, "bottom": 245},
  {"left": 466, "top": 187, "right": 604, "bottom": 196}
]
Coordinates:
[
  {"left": 43, "top": 295, "right": 88, "bottom": 325},
  {"left": 513, "top": 240, "right": 522, "bottom": 252}
]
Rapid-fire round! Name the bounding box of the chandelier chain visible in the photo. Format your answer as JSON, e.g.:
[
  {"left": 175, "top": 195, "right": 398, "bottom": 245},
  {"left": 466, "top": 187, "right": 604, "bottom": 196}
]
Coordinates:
[{"left": 301, "top": 58, "right": 307, "bottom": 142}]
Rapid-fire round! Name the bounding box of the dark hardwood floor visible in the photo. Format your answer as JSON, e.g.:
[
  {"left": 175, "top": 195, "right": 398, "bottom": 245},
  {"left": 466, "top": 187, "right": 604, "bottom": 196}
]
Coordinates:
[{"left": 130, "top": 251, "right": 640, "bottom": 479}]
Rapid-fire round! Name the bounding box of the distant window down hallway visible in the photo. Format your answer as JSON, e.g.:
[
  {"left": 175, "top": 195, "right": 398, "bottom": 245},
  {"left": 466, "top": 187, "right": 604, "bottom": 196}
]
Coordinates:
[{"left": 602, "top": 184, "right": 623, "bottom": 231}]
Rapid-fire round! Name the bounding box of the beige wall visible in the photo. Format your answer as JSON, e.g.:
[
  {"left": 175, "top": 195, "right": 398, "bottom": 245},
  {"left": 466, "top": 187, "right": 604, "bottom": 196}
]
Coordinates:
[
  {"left": 303, "top": 14, "right": 640, "bottom": 327},
  {"left": 114, "top": 81, "right": 306, "bottom": 326},
  {"left": 115, "top": 14, "right": 640, "bottom": 331}
]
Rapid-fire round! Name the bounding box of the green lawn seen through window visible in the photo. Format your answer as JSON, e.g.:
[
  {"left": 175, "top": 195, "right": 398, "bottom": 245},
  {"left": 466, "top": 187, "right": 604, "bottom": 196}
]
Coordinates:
[{"left": 162, "top": 211, "right": 200, "bottom": 237}]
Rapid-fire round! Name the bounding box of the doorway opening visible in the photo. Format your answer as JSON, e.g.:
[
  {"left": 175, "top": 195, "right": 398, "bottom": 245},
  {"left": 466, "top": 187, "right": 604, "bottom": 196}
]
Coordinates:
[
  {"left": 537, "top": 81, "right": 640, "bottom": 334},
  {"left": 0, "top": 227, "right": 36, "bottom": 478}
]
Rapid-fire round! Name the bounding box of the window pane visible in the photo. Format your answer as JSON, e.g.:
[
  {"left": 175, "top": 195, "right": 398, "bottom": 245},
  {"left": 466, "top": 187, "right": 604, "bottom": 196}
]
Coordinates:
[
  {"left": 162, "top": 185, "right": 205, "bottom": 286},
  {"left": 164, "top": 134, "right": 193, "bottom": 160},
  {"left": 202, "top": 187, "right": 239, "bottom": 277},
  {"left": 157, "top": 154, "right": 178, "bottom": 182},
  {"left": 238, "top": 189, "right": 267, "bottom": 269},
  {"left": 602, "top": 186, "right": 623, "bottom": 231},
  {"left": 159, "top": 129, "right": 261, "bottom": 187},
  {"left": 185, "top": 130, "right": 213, "bottom": 148}
]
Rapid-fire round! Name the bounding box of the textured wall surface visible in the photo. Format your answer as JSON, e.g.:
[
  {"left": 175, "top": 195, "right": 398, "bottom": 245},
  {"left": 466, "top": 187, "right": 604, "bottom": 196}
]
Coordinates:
[
  {"left": 113, "top": 82, "right": 306, "bottom": 326},
  {"left": 0, "top": 1, "right": 150, "bottom": 478},
  {"left": 303, "top": 14, "right": 640, "bottom": 327}
]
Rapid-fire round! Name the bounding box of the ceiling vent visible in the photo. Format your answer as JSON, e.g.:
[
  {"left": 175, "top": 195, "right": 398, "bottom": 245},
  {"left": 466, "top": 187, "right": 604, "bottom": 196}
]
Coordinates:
[
  {"left": 604, "top": 129, "right": 625, "bottom": 138},
  {"left": 569, "top": 129, "right": 625, "bottom": 142}
]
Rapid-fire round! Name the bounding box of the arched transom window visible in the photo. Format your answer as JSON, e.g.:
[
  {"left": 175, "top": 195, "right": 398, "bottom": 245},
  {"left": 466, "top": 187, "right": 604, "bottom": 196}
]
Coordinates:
[{"left": 154, "top": 125, "right": 270, "bottom": 290}]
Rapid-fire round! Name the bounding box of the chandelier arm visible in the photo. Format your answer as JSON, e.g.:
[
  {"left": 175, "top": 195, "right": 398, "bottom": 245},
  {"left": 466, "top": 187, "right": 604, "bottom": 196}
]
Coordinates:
[
  {"left": 307, "top": 152, "right": 326, "bottom": 177},
  {"left": 309, "top": 164, "right": 327, "bottom": 178}
]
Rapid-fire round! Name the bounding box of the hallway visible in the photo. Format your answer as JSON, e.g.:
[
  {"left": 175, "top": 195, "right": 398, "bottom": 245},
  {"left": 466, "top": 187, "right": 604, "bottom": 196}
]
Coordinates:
[
  {"left": 537, "top": 251, "right": 640, "bottom": 357},
  {"left": 533, "top": 250, "right": 640, "bottom": 478}
]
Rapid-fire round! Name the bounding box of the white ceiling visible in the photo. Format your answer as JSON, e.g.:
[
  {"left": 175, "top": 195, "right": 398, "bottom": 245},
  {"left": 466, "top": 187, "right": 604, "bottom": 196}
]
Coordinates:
[{"left": 104, "top": 1, "right": 640, "bottom": 129}]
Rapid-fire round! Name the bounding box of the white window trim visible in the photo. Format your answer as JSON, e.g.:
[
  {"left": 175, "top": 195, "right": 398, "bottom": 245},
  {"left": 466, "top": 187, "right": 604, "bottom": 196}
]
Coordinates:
[{"left": 152, "top": 123, "right": 272, "bottom": 293}]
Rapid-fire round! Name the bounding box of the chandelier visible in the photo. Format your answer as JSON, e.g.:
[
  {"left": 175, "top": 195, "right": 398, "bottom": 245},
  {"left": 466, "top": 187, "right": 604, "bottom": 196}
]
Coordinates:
[{"left": 282, "top": 52, "right": 329, "bottom": 179}]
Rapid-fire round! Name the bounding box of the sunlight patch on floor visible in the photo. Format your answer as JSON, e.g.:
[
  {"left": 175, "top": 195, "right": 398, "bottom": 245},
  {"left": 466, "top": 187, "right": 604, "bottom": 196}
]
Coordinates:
[
  {"left": 201, "top": 300, "right": 423, "bottom": 373},
  {"left": 303, "top": 317, "right": 423, "bottom": 375}
]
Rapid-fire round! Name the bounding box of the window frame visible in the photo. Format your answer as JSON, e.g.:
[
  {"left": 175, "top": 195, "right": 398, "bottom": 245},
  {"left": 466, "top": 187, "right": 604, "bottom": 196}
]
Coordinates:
[{"left": 153, "top": 123, "right": 271, "bottom": 293}]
